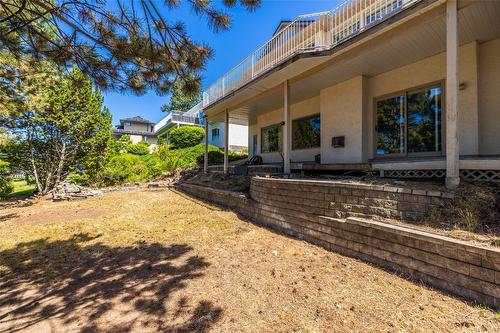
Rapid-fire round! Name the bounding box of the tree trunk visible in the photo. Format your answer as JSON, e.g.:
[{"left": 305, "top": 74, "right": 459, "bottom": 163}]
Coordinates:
[
  {"left": 42, "top": 152, "right": 55, "bottom": 194},
  {"left": 27, "top": 128, "right": 42, "bottom": 193},
  {"left": 54, "top": 139, "right": 66, "bottom": 187}
]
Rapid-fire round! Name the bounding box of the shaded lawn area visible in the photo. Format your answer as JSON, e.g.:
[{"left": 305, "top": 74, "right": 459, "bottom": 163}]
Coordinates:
[
  {"left": 0, "top": 189, "right": 498, "bottom": 332},
  {"left": 8, "top": 180, "right": 36, "bottom": 198}
]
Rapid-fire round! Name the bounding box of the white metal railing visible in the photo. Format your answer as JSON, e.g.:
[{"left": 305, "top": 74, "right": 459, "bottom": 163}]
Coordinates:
[
  {"left": 184, "top": 101, "right": 203, "bottom": 116},
  {"left": 153, "top": 111, "right": 202, "bottom": 134},
  {"left": 153, "top": 112, "right": 172, "bottom": 133},
  {"left": 172, "top": 113, "right": 200, "bottom": 125},
  {"left": 203, "top": 0, "right": 420, "bottom": 107}
]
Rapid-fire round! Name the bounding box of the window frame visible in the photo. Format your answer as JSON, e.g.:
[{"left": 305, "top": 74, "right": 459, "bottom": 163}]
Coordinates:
[
  {"left": 261, "top": 123, "right": 283, "bottom": 154},
  {"left": 373, "top": 80, "right": 446, "bottom": 159},
  {"left": 291, "top": 113, "right": 321, "bottom": 151}
]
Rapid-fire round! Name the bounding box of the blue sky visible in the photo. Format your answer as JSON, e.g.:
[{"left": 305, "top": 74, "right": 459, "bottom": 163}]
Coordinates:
[{"left": 104, "top": 0, "right": 340, "bottom": 125}]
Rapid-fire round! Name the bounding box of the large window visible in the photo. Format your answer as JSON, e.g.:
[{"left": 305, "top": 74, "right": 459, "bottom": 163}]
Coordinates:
[
  {"left": 292, "top": 114, "right": 321, "bottom": 150},
  {"left": 261, "top": 124, "right": 282, "bottom": 153},
  {"left": 376, "top": 85, "right": 443, "bottom": 156},
  {"left": 212, "top": 128, "right": 220, "bottom": 140}
]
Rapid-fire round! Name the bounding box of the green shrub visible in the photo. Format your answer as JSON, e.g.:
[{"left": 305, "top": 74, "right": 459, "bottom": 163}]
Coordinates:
[
  {"left": 127, "top": 141, "right": 150, "bottom": 155},
  {"left": 0, "top": 160, "right": 13, "bottom": 198},
  {"left": 195, "top": 148, "right": 248, "bottom": 165},
  {"left": 99, "top": 144, "right": 247, "bottom": 186},
  {"left": 65, "top": 172, "right": 90, "bottom": 185},
  {"left": 169, "top": 126, "right": 205, "bottom": 149},
  {"left": 101, "top": 153, "right": 162, "bottom": 185},
  {"left": 110, "top": 135, "right": 132, "bottom": 154}
]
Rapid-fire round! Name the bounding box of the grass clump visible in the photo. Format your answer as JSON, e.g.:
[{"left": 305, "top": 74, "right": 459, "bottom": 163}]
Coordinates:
[{"left": 426, "top": 183, "right": 500, "bottom": 236}]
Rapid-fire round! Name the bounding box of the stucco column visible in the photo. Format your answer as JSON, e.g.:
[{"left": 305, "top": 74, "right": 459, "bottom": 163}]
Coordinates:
[
  {"left": 446, "top": 0, "right": 460, "bottom": 189},
  {"left": 203, "top": 119, "right": 209, "bottom": 173},
  {"left": 224, "top": 109, "right": 229, "bottom": 174},
  {"left": 283, "top": 80, "right": 291, "bottom": 174}
]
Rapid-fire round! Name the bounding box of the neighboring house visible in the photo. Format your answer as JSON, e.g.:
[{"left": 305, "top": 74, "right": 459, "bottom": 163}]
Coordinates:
[
  {"left": 154, "top": 102, "right": 249, "bottom": 151},
  {"left": 200, "top": 0, "right": 500, "bottom": 187},
  {"left": 113, "top": 116, "right": 158, "bottom": 145},
  {"left": 208, "top": 122, "right": 248, "bottom": 152}
]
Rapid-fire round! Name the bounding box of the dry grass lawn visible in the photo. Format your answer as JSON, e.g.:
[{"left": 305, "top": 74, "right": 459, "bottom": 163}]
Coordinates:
[{"left": 0, "top": 189, "right": 499, "bottom": 332}]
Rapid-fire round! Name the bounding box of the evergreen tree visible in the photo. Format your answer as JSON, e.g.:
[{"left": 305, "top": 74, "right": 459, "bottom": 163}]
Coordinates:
[
  {"left": 4, "top": 67, "right": 112, "bottom": 193},
  {"left": 161, "top": 78, "right": 201, "bottom": 113},
  {"left": 0, "top": 0, "right": 260, "bottom": 96}
]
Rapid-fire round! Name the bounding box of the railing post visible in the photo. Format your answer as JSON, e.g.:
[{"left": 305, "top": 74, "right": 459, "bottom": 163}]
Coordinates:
[
  {"left": 360, "top": 2, "right": 366, "bottom": 30},
  {"left": 204, "top": 119, "right": 209, "bottom": 173},
  {"left": 223, "top": 109, "right": 229, "bottom": 175},
  {"left": 251, "top": 54, "right": 254, "bottom": 78},
  {"left": 283, "top": 80, "right": 291, "bottom": 174},
  {"left": 446, "top": 0, "right": 460, "bottom": 189}
]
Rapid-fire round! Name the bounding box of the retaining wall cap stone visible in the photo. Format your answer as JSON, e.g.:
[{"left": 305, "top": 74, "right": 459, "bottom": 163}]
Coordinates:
[
  {"left": 342, "top": 217, "right": 499, "bottom": 256},
  {"left": 252, "top": 177, "right": 454, "bottom": 199}
]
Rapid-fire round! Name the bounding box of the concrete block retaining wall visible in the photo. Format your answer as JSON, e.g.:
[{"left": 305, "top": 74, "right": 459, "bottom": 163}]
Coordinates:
[
  {"left": 251, "top": 177, "right": 453, "bottom": 222},
  {"left": 178, "top": 178, "right": 500, "bottom": 309}
]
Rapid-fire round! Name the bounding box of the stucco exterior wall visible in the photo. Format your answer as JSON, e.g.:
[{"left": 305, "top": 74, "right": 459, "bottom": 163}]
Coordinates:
[
  {"left": 209, "top": 123, "right": 249, "bottom": 150},
  {"left": 320, "top": 75, "right": 365, "bottom": 164},
  {"left": 478, "top": 38, "right": 500, "bottom": 155},
  {"left": 250, "top": 96, "right": 320, "bottom": 164},
  {"left": 128, "top": 134, "right": 157, "bottom": 145},
  {"left": 125, "top": 122, "right": 153, "bottom": 132},
  {"left": 229, "top": 124, "right": 248, "bottom": 149},
  {"left": 129, "top": 135, "right": 143, "bottom": 144}
]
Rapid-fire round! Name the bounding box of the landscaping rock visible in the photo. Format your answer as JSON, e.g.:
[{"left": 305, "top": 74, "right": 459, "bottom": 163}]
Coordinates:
[{"left": 52, "top": 182, "right": 102, "bottom": 201}]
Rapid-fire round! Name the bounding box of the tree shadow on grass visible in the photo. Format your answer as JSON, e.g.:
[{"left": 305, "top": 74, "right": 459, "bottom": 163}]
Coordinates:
[
  {"left": 0, "top": 233, "right": 222, "bottom": 332},
  {"left": 0, "top": 213, "right": 19, "bottom": 222}
]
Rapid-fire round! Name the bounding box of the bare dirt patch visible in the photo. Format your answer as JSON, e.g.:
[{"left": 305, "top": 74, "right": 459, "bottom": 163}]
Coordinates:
[
  {"left": 0, "top": 189, "right": 498, "bottom": 332},
  {"left": 184, "top": 172, "right": 251, "bottom": 193}
]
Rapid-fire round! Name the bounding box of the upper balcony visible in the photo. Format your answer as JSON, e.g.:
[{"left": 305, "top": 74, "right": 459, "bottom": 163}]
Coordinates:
[
  {"left": 153, "top": 110, "right": 202, "bottom": 137},
  {"left": 202, "top": 0, "right": 422, "bottom": 109}
]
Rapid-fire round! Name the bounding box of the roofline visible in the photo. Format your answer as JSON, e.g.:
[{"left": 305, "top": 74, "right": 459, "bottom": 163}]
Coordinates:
[
  {"left": 273, "top": 20, "right": 291, "bottom": 36},
  {"left": 119, "top": 118, "right": 155, "bottom": 124},
  {"left": 113, "top": 129, "right": 157, "bottom": 136}
]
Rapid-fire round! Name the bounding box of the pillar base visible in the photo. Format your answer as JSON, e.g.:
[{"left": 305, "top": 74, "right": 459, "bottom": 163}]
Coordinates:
[{"left": 445, "top": 176, "right": 460, "bottom": 189}]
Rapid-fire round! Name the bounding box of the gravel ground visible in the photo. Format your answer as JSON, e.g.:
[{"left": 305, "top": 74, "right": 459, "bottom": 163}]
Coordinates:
[{"left": 0, "top": 189, "right": 498, "bottom": 332}]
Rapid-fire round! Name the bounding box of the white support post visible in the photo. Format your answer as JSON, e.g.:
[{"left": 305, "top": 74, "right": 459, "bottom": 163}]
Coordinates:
[
  {"left": 446, "top": 0, "right": 460, "bottom": 189},
  {"left": 224, "top": 109, "right": 229, "bottom": 175},
  {"left": 283, "top": 80, "right": 291, "bottom": 174},
  {"left": 204, "top": 119, "right": 209, "bottom": 173}
]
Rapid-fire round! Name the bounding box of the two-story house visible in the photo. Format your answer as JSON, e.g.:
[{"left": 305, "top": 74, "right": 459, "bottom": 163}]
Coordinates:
[
  {"left": 200, "top": 0, "right": 500, "bottom": 188},
  {"left": 113, "top": 116, "right": 158, "bottom": 145}
]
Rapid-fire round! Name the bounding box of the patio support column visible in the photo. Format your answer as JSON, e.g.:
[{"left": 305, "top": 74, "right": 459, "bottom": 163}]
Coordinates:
[
  {"left": 203, "top": 119, "right": 209, "bottom": 173},
  {"left": 283, "top": 80, "right": 291, "bottom": 174},
  {"left": 446, "top": 0, "right": 460, "bottom": 189},
  {"left": 224, "top": 109, "right": 229, "bottom": 175}
]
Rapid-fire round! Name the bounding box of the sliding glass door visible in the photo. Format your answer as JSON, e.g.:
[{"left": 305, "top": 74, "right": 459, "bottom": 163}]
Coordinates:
[
  {"left": 407, "top": 87, "right": 442, "bottom": 154},
  {"left": 376, "top": 95, "right": 405, "bottom": 156},
  {"left": 376, "top": 84, "right": 443, "bottom": 157}
]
